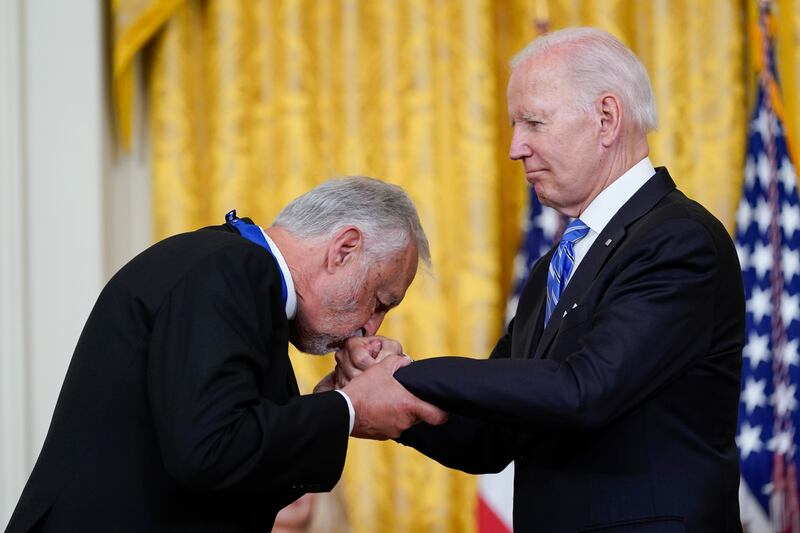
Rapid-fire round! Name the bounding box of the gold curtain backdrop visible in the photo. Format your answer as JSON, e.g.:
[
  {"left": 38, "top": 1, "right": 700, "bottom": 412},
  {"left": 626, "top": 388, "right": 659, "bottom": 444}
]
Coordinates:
[{"left": 111, "top": 1, "right": 800, "bottom": 531}]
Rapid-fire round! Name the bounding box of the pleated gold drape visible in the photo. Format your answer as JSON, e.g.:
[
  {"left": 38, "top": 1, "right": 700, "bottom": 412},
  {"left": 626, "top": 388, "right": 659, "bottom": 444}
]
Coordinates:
[{"left": 111, "top": 1, "right": 800, "bottom": 531}]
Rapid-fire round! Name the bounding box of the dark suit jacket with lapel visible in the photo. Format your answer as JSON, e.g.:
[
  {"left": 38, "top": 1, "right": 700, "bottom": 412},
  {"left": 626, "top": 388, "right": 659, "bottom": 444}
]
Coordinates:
[
  {"left": 6, "top": 224, "right": 349, "bottom": 533},
  {"left": 396, "top": 168, "right": 745, "bottom": 532}
]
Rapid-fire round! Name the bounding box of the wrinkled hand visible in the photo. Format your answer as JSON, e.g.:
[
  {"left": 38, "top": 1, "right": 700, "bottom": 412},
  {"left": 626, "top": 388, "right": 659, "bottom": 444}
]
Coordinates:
[
  {"left": 272, "top": 493, "right": 315, "bottom": 533},
  {"left": 316, "top": 336, "right": 405, "bottom": 393},
  {"left": 312, "top": 371, "right": 336, "bottom": 393},
  {"left": 342, "top": 355, "right": 447, "bottom": 440},
  {"left": 334, "top": 336, "right": 404, "bottom": 388}
]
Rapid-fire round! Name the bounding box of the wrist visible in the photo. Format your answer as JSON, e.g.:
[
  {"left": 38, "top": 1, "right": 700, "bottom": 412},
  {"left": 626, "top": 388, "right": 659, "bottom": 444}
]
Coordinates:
[{"left": 334, "top": 389, "right": 355, "bottom": 435}]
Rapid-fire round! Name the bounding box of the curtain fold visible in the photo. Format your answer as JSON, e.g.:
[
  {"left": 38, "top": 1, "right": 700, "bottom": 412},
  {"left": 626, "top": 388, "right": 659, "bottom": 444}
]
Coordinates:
[
  {"left": 112, "top": 0, "right": 187, "bottom": 149},
  {"left": 111, "top": 1, "right": 797, "bottom": 531}
]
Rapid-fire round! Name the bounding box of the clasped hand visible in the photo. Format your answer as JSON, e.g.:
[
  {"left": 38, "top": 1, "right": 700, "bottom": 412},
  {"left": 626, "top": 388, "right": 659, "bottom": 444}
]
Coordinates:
[
  {"left": 336, "top": 336, "right": 406, "bottom": 387},
  {"left": 314, "top": 337, "right": 446, "bottom": 440}
]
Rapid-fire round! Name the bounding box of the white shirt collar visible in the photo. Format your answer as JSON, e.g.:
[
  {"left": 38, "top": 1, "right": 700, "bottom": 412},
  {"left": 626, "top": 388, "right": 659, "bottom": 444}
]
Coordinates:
[
  {"left": 579, "top": 156, "right": 656, "bottom": 235},
  {"left": 259, "top": 228, "right": 297, "bottom": 320}
]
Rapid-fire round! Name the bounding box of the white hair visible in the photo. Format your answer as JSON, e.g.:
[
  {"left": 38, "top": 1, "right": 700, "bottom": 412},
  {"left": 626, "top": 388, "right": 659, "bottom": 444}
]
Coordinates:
[
  {"left": 273, "top": 176, "right": 431, "bottom": 268},
  {"left": 511, "top": 27, "right": 657, "bottom": 133}
]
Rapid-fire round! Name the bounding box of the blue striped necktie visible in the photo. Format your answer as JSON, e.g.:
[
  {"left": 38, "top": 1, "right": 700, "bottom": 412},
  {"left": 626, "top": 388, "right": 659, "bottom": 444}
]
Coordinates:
[{"left": 545, "top": 219, "right": 590, "bottom": 325}]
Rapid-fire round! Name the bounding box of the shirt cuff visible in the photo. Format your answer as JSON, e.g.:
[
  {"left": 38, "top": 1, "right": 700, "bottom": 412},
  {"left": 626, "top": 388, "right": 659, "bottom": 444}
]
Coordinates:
[{"left": 335, "top": 390, "right": 355, "bottom": 435}]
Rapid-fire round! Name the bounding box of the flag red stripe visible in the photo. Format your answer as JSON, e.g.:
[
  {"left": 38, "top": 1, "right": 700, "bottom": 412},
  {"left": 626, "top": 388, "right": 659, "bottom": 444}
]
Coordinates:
[{"left": 478, "top": 496, "right": 512, "bottom": 533}]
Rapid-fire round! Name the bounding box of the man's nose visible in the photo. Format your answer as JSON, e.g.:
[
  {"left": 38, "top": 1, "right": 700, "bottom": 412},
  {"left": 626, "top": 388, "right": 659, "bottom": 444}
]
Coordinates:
[
  {"left": 509, "top": 127, "right": 532, "bottom": 160},
  {"left": 362, "top": 312, "right": 386, "bottom": 337}
]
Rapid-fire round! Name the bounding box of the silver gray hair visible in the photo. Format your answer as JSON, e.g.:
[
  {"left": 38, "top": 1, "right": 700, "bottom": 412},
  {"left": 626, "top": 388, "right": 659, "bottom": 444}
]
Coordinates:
[
  {"left": 273, "top": 176, "right": 431, "bottom": 268},
  {"left": 511, "top": 27, "right": 657, "bottom": 133}
]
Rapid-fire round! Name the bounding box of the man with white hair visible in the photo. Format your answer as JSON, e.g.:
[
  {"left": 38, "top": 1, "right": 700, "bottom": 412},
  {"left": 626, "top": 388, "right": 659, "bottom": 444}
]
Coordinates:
[
  {"left": 336, "top": 28, "right": 745, "bottom": 531},
  {"left": 6, "top": 177, "right": 446, "bottom": 532}
]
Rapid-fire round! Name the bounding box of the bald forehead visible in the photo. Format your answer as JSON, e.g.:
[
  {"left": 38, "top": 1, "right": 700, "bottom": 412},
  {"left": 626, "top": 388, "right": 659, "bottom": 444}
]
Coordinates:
[
  {"left": 508, "top": 48, "right": 596, "bottom": 118},
  {"left": 508, "top": 53, "right": 573, "bottom": 101},
  {"left": 511, "top": 46, "right": 573, "bottom": 81}
]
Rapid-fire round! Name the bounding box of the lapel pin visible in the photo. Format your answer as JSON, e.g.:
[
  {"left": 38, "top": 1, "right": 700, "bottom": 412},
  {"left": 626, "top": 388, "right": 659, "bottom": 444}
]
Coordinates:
[
  {"left": 605, "top": 239, "right": 613, "bottom": 246},
  {"left": 572, "top": 303, "right": 578, "bottom": 309},
  {"left": 562, "top": 310, "right": 568, "bottom": 318}
]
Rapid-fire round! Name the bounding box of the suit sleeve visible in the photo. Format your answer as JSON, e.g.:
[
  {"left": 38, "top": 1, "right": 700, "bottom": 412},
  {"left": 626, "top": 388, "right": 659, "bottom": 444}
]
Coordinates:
[
  {"left": 396, "top": 217, "right": 724, "bottom": 430},
  {"left": 398, "top": 413, "right": 515, "bottom": 474},
  {"left": 395, "top": 320, "right": 517, "bottom": 474},
  {"left": 146, "top": 244, "right": 349, "bottom": 495}
]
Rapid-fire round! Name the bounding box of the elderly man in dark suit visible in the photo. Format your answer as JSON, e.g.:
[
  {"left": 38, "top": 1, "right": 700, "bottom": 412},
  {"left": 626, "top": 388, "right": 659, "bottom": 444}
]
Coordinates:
[
  {"left": 6, "top": 177, "right": 446, "bottom": 532},
  {"left": 335, "top": 27, "right": 745, "bottom": 531}
]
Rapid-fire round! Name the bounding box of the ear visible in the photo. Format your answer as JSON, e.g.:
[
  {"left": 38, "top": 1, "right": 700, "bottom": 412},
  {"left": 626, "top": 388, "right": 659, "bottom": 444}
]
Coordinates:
[
  {"left": 597, "top": 93, "right": 622, "bottom": 147},
  {"left": 325, "top": 227, "right": 363, "bottom": 273}
]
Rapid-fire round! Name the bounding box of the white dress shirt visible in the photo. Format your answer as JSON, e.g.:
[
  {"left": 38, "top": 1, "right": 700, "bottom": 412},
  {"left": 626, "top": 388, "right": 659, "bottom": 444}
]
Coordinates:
[
  {"left": 568, "top": 157, "right": 656, "bottom": 284},
  {"left": 259, "top": 228, "right": 355, "bottom": 435},
  {"left": 260, "top": 230, "right": 298, "bottom": 320}
]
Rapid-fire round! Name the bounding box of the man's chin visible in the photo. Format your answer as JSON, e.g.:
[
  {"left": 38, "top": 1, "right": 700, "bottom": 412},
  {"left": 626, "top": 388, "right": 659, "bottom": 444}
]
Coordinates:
[
  {"left": 289, "top": 339, "right": 331, "bottom": 356},
  {"left": 289, "top": 332, "right": 346, "bottom": 356},
  {"left": 288, "top": 321, "right": 363, "bottom": 355}
]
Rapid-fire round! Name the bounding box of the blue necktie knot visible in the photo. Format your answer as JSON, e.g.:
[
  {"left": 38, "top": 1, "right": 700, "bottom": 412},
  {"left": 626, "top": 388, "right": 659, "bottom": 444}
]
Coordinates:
[
  {"left": 545, "top": 219, "right": 590, "bottom": 325},
  {"left": 561, "top": 219, "right": 590, "bottom": 245}
]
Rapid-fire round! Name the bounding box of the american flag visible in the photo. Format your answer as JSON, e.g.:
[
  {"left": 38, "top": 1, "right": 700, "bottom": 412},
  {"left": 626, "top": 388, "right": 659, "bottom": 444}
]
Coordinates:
[
  {"left": 735, "top": 5, "right": 800, "bottom": 531},
  {"left": 477, "top": 187, "right": 567, "bottom": 533}
]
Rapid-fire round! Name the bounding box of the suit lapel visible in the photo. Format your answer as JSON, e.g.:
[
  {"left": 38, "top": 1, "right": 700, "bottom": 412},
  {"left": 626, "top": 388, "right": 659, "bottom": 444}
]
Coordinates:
[
  {"left": 532, "top": 167, "right": 677, "bottom": 359},
  {"left": 533, "top": 220, "right": 625, "bottom": 359},
  {"left": 514, "top": 249, "right": 553, "bottom": 359}
]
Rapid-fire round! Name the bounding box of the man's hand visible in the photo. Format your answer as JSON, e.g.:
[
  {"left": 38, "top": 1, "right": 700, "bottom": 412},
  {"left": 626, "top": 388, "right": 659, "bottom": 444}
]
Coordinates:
[
  {"left": 271, "top": 493, "right": 315, "bottom": 533},
  {"left": 312, "top": 371, "right": 336, "bottom": 393},
  {"left": 342, "top": 355, "right": 447, "bottom": 440},
  {"left": 334, "top": 336, "right": 404, "bottom": 387},
  {"left": 314, "top": 336, "right": 403, "bottom": 392}
]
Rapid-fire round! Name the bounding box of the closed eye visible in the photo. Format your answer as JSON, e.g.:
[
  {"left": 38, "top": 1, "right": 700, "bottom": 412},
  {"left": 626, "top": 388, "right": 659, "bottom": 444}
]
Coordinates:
[
  {"left": 511, "top": 118, "right": 543, "bottom": 129},
  {"left": 375, "top": 299, "right": 391, "bottom": 314},
  {"left": 375, "top": 294, "right": 401, "bottom": 314}
]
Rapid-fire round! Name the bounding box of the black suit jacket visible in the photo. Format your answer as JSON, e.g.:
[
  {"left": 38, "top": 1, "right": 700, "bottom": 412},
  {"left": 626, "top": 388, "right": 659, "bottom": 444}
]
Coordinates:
[
  {"left": 6, "top": 224, "right": 349, "bottom": 532},
  {"left": 396, "top": 168, "right": 745, "bottom": 532}
]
